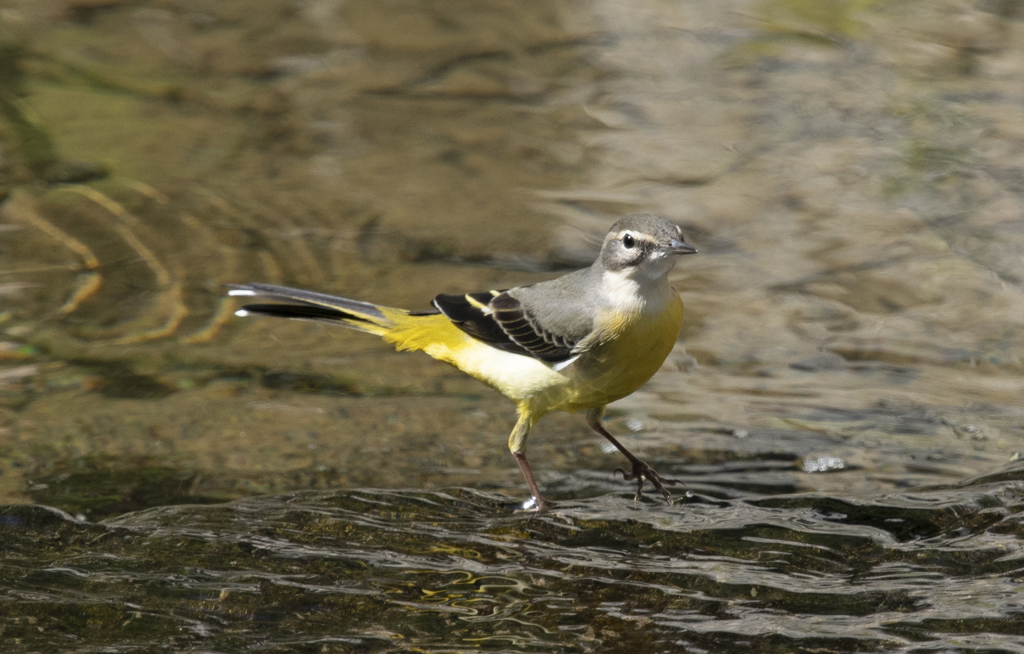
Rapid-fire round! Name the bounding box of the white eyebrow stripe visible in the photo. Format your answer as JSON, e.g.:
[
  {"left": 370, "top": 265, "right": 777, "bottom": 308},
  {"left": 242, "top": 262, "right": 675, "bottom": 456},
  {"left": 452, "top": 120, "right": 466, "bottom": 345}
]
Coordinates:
[{"left": 612, "top": 230, "right": 657, "bottom": 245}]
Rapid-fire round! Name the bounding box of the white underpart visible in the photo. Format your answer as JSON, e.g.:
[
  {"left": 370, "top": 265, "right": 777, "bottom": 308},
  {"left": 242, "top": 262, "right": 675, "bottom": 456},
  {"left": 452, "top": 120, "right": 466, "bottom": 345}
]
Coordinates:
[
  {"left": 426, "top": 337, "right": 564, "bottom": 401},
  {"left": 600, "top": 269, "right": 645, "bottom": 312},
  {"left": 600, "top": 264, "right": 674, "bottom": 315},
  {"left": 228, "top": 289, "right": 256, "bottom": 296}
]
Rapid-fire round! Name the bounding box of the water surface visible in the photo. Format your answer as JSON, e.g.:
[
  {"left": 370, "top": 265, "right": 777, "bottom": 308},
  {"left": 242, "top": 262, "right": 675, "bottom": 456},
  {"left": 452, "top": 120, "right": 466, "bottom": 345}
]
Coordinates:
[{"left": 4, "top": 466, "right": 1024, "bottom": 652}]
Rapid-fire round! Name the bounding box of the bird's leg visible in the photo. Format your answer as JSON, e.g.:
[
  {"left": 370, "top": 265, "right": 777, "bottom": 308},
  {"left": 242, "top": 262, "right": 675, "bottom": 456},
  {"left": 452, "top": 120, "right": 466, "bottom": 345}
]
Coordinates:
[
  {"left": 509, "top": 409, "right": 548, "bottom": 511},
  {"left": 585, "top": 407, "right": 682, "bottom": 508},
  {"left": 513, "top": 452, "right": 548, "bottom": 512}
]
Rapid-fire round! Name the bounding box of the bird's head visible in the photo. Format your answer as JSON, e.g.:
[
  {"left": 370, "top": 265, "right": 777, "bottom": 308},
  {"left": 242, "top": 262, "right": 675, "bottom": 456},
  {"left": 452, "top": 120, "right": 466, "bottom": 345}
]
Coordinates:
[{"left": 598, "top": 214, "right": 697, "bottom": 280}]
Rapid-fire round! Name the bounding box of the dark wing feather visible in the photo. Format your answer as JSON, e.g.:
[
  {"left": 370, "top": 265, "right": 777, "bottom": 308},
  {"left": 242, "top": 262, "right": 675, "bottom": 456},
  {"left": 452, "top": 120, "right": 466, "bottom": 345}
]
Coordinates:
[
  {"left": 432, "top": 292, "right": 515, "bottom": 350},
  {"left": 433, "top": 291, "right": 577, "bottom": 364}
]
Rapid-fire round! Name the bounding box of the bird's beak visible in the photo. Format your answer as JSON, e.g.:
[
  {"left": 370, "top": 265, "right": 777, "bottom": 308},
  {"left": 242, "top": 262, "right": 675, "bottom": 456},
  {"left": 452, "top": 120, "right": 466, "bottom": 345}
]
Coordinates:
[{"left": 666, "top": 239, "right": 698, "bottom": 255}]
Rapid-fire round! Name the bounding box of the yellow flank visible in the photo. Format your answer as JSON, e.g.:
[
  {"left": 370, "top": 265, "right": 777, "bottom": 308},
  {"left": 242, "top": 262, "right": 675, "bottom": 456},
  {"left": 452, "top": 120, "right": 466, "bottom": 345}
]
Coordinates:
[{"left": 381, "top": 311, "right": 566, "bottom": 401}]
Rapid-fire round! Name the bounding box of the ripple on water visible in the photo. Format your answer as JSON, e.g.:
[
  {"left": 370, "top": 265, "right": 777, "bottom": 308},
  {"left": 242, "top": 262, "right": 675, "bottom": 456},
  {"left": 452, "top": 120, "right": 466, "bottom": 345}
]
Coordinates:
[{"left": 2, "top": 464, "right": 1023, "bottom": 652}]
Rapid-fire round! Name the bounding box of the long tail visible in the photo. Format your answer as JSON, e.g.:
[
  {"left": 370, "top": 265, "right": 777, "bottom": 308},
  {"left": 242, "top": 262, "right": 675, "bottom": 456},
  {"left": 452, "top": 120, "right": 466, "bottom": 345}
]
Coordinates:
[
  {"left": 227, "top": 282, "right": 413, "bottom": 337},
  {"left": 228, "top": 282, "right": 474, "bottom": 365}
]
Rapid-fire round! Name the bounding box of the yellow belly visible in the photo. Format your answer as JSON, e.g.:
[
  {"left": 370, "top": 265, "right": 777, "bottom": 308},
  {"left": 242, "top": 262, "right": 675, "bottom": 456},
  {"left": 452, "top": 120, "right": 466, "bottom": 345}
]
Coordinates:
[
  {"left": 381, "top": 292, "right": 683, "bottom": 416},
  {"left": 551, "top": 293, "right": 683, "bottom": 412}
]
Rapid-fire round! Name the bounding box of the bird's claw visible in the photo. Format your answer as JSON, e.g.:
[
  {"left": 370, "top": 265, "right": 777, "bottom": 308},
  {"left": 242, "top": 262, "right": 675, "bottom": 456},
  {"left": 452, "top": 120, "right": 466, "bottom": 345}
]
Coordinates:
[{"left": 614, "top": 460, "right": 683, "bottom": 508}]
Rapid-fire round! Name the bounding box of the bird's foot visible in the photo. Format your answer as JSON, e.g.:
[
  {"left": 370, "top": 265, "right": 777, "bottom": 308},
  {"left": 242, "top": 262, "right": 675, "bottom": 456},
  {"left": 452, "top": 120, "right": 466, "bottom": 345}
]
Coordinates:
[
  {"left": 614, "top": 460, "right": 682, "bottom": 508},
  {"left": 511, "top": 495, "right": 549, "bottom": 513}
]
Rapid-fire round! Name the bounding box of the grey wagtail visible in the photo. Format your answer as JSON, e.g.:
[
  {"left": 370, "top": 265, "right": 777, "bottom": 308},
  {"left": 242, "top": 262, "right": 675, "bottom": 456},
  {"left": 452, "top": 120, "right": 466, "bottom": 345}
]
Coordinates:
[{"left": 228, "top": 214, "right": 697, "bottom": 511}]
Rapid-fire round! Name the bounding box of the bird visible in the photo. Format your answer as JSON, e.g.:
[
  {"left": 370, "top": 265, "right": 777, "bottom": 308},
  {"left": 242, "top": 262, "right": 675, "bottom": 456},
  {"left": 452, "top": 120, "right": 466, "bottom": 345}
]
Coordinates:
[{"left": 228, "top": 213, "right": 697, "bottom": 511}]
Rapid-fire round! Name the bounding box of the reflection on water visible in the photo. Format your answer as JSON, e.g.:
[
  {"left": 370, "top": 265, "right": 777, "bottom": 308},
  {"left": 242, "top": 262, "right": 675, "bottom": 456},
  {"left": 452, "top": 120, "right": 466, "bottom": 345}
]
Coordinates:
[
  {"left": 3, "top": 467, "right": 1024, "bottom": 652},
  {"left": 2, "top": 0, "right": 1024, "bottom": 650}
]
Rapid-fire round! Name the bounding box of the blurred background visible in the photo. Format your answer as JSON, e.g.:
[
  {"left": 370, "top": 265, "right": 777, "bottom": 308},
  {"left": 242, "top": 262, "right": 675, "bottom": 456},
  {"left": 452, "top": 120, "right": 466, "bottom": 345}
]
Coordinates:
[
  {"left": 3, "top": 0, "right": 1024, "bottom": 651},
  {"left": 3, "top": 0, "right": 1022, "bottom": 516}
]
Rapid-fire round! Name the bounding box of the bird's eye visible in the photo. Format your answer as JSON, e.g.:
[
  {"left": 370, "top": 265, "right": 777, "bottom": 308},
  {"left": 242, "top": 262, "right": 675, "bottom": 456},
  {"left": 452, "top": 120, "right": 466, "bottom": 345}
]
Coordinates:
[{"left": 622, "top": 234, "right": 635, "bottom": 249}]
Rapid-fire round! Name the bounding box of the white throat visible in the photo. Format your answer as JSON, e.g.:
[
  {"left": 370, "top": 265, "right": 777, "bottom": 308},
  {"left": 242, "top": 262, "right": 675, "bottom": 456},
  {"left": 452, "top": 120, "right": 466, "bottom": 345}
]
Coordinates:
[{"left": 600, "top": 265, "right": 674, "bottom": 315}]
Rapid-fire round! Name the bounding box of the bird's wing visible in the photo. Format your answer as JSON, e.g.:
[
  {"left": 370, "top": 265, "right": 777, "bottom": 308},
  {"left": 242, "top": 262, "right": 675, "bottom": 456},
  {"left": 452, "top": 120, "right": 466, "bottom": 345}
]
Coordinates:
[{"left": 433, "top": 290, "right": 585, "bottom": 365}]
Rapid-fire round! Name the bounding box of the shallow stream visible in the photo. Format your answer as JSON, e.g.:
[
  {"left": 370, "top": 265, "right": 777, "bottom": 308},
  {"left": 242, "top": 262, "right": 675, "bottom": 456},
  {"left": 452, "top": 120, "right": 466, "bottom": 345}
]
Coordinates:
[{"left": 2, "top": 0, "right": 1024, "bottom": 650}]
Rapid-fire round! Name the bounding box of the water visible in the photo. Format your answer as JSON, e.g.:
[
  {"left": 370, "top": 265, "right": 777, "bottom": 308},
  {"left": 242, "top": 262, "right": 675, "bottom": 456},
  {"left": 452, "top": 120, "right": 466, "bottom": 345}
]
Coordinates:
[
  {"left": 4, "top": 467, "right": 1024, "bottom": 652},
  {"left": 2, "top": 0, "right": 1024, "bottom": 650}
]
